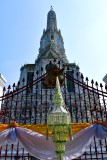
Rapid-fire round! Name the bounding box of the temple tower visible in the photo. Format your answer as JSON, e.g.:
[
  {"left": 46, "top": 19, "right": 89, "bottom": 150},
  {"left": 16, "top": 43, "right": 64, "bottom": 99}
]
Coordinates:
[
  {"left": 36, "top": 6, "right": 68, "bottom": 64},
  {"left": 19, "top": 7, "right": 79, "bottom": 93}
]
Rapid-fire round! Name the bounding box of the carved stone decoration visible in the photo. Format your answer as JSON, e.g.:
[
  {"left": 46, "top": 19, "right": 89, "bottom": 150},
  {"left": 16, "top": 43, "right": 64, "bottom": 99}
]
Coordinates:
[{"left": 44, "top": 62, "right": 64, "bottom": 88}]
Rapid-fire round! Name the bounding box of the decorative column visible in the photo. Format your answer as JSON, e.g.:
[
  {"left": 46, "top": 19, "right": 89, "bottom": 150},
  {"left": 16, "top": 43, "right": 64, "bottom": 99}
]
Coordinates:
[{"left": 47, "top": 77, "right": 72, "bottom": 160}]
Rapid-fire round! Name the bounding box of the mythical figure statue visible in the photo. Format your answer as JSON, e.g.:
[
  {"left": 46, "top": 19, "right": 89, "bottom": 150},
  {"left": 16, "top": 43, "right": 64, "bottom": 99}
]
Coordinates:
[{"left": 44, "top": 62, "right": 64, "bottom": 88}]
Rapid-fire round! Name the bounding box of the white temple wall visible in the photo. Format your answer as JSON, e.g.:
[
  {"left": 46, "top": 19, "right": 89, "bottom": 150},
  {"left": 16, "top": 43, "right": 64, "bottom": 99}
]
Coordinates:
[{"left": 0, "top": 74, "right": 6, "bottom": 109}]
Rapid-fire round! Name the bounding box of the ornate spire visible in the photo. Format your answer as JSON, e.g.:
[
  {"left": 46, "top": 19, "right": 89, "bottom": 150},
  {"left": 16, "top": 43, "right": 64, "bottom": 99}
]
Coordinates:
[
  {"left": 47, "top": 6, "right": 57, "bottom": 30},
  {"left": 54, "top": 77, "right": 64, "bottom": 106},
  {"left": 36, "top": 7, "right": 69, "bottom": 64},
  {"left": 47, "top": 77, "right": 72, "bottom": 160},
  {"left": 50, "top": 6, "right": 53, "bottom": 11}
]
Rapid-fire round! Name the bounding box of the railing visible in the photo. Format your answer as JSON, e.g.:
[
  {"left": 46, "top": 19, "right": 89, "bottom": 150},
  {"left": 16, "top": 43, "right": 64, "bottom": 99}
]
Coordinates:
[{"left": 0, "top": 62, "right": 107, "bottom": 159}]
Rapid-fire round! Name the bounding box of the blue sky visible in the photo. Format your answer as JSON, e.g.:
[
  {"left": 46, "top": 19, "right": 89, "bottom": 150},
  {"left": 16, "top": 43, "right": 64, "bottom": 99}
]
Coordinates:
[{"left": 0, "top": 0, "right": 107, "bottom": 88}]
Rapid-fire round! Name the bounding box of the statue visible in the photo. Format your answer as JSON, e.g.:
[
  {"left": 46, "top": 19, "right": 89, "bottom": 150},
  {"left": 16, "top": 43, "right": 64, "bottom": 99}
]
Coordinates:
[{"left": 44, "top": 62, "right": 64, "bottom": 88}]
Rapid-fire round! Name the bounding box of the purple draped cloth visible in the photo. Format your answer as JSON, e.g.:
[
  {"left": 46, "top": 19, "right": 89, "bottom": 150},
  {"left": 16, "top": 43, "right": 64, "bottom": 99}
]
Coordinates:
[{"left": 0, "top": 124, "right": 107, "bottom": 160}]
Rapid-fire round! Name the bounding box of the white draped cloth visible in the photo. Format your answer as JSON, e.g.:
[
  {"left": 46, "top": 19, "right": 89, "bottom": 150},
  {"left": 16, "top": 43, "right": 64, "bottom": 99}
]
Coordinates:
[{"left": 0, "top": 124, "right": 107, "bottom": 160}]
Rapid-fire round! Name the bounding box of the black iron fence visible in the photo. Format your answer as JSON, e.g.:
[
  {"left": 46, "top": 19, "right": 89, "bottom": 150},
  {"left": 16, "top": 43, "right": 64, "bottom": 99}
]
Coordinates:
[{"left": 0, "top": 62, "right": 107, "bottom": 159}]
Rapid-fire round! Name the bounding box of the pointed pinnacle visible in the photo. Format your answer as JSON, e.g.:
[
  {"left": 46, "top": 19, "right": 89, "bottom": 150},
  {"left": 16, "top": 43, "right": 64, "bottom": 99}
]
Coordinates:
[{"left": 54, "top": 77, "right": 64, "bottom": 106}]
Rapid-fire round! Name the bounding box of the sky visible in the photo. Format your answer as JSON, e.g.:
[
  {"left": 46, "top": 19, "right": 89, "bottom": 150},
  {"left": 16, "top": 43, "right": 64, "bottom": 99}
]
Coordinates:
[{"left": 0, "top": 0, "right": 107, "bottom": 88}]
